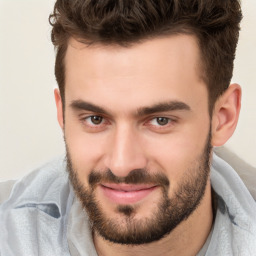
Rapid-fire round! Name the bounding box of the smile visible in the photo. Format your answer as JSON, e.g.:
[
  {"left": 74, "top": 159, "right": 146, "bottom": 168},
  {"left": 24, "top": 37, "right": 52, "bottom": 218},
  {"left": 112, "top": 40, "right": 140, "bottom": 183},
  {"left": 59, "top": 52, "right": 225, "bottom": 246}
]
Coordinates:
[{"left": 100, "top": 183, "right": 158, "bottom": 204}]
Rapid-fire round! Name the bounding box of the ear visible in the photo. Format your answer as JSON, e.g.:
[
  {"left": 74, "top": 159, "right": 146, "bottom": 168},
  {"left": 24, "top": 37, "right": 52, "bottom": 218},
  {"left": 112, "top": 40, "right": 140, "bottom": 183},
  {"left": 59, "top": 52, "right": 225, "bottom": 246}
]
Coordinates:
[
  {"left": 54, "top": 88, "right": 64, "bottom": 130},
  {"left": 211, "top": 83, "right": 241, "bottom": 146}
]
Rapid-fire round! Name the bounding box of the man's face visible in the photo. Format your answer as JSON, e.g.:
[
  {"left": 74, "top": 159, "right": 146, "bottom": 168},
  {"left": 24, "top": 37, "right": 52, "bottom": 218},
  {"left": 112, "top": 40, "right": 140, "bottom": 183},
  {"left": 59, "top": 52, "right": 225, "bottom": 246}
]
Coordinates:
[{"left": 62, "top": 35, "right": 212, "bottom": 244}]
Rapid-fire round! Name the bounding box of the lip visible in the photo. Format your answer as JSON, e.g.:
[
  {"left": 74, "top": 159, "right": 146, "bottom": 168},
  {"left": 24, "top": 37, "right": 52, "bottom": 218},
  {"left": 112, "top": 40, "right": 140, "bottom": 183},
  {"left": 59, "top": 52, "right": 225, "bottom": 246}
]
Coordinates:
[{"left": 100, "top": 183, "right": 158, "bottom": 204}]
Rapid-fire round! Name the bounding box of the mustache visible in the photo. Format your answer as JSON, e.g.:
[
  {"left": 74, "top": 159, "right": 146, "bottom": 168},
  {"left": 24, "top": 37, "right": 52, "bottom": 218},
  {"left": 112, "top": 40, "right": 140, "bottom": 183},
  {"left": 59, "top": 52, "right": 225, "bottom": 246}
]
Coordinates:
[{"left": 88, "top": 169, "right": 170, "bottom": 188}]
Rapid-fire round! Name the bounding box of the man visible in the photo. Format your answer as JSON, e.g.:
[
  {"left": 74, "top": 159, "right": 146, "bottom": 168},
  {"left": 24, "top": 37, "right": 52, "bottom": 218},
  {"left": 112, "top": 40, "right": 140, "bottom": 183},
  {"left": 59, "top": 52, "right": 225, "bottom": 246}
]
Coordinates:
[{"left": 0, "top": 0, "right": 256, "bottom": 255}]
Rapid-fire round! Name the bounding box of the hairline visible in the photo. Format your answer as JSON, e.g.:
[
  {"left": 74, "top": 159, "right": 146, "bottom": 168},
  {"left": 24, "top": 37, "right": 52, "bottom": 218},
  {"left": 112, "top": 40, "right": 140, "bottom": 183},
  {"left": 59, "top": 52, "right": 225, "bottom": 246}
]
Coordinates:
[{"left": 58, "top": 30, "right": 215, "bottom": 116}]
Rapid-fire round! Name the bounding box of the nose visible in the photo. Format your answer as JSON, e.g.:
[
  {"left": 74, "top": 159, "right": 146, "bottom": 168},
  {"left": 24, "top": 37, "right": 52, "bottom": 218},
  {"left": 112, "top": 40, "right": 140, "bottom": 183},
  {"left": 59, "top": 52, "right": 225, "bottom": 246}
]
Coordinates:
[{"left": 104, "top": 124, "right": 147, "bottom": 177}]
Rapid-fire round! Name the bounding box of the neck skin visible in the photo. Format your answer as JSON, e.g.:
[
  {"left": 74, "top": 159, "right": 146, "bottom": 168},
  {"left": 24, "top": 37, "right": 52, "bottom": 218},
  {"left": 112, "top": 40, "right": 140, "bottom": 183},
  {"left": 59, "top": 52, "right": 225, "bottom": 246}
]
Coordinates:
[{"left": 93, "top": 179, "right": 213, "bottom": 256}]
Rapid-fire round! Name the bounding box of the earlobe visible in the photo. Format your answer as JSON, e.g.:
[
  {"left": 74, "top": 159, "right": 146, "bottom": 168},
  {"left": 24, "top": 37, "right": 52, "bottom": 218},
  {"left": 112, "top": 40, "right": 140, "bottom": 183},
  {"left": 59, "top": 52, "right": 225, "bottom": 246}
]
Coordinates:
[
  {"left": 211, "top": 84, "right": 241, "bottom": 146},
  {"left": 54, "top": 88, "right": 64, "bottom": 130}
]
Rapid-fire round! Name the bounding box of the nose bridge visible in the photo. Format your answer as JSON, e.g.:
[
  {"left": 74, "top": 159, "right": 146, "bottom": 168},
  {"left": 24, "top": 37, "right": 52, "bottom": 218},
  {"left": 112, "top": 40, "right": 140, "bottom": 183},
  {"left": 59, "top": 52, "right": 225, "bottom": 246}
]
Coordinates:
[{"left": 107, "top": 122, "right": 147, "bottom": 177}]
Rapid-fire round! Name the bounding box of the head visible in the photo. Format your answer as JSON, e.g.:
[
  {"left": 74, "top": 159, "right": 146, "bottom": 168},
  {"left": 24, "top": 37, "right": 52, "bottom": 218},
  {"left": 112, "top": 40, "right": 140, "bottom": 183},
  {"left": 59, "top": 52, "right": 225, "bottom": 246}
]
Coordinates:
[
  {"left": 50, "top": 0, "right": 242, "bottom": 245},
  {"left": 50, "top": 0, "right": 242, "bottom": 113}
]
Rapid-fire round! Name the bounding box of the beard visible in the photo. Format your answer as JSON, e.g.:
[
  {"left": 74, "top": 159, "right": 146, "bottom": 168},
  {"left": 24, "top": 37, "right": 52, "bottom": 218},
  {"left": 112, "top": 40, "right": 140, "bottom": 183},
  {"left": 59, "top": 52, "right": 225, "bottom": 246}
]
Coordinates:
[{"left": 66, "top": 132, "right": 212, "bottom": 245}]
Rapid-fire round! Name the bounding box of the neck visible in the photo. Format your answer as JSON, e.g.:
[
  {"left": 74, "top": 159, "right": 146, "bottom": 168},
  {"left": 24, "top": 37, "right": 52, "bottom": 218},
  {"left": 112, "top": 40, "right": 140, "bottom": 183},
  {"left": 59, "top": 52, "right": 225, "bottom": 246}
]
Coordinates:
[{"left": 94, "top": 180, "right": 213, "bottom": 256}]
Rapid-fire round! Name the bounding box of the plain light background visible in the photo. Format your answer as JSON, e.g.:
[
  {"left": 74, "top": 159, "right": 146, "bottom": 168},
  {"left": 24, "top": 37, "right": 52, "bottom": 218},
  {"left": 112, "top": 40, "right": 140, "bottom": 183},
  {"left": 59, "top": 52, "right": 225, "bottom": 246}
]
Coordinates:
[{"left": 0, "top": 0, "right": 256, "bottom": 181}]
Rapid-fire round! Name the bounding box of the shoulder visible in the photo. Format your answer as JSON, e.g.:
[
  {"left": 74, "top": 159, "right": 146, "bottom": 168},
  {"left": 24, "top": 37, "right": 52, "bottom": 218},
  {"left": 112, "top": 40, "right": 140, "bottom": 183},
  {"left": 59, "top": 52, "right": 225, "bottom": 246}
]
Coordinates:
[
  {"left": 0, "top": 156, "right": 69, "bottom": 206},
  {"left": 210, "top": 148, "right": 256, "bottom": 254},
  {"left": 0, "top": 157, "right": 73, "bottom": 255},
  {"left": 214, "top": 146, "right": 256, "bottom": 200},
  {"left": 0, "top": 180, "right": 16, "bottom": 204}
]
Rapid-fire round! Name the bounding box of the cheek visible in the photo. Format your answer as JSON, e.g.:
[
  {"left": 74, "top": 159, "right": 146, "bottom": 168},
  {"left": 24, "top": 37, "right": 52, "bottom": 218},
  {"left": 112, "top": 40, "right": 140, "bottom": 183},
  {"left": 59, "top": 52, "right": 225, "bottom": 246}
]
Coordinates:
[
  {"left": 64, "top": 124, "right": 109, "bottom": 181},
  {"left": 144, "top": 125, "right": 210, "bottom": 180}
]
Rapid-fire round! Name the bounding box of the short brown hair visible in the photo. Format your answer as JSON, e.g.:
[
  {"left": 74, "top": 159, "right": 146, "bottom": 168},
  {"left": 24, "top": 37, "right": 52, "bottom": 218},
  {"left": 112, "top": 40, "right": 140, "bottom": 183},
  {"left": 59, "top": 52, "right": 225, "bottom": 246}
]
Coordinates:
[{"left": 49, "top": 0, "right": 242, "bottom": 112}]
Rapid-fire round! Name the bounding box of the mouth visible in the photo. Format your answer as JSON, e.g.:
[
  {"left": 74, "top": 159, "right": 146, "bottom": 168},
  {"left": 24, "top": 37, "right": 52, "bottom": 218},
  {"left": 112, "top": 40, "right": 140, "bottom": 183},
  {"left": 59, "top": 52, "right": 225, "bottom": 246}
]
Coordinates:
[{"left": 100, "top": 183, "right": 158, "bottom": 204}]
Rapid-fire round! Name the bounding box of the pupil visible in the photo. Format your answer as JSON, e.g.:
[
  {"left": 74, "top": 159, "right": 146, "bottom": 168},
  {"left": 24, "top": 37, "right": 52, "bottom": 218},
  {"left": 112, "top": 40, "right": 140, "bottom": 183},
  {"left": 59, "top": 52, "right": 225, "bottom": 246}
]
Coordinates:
[
  {"left": 157, "top": 117, "right": 168, "bottom": 125},
  {"left": 91, "top": 116, "right": 102, "bottom": 124}
]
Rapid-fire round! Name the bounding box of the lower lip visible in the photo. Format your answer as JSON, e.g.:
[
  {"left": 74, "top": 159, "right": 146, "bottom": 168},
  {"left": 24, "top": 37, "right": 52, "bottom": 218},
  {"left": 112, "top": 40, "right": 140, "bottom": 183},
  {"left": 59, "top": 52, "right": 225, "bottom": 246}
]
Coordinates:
[{"left": 100, "top": 185, "right": 158, "bottom": 204}]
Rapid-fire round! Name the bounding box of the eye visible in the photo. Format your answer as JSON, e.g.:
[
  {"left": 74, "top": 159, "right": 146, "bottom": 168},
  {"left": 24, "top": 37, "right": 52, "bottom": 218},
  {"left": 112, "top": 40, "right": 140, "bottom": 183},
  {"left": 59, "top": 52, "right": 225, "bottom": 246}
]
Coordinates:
[
  {"left": 81, "top": 115, "right": 105, "bottom": 126},
  {"left": 144, "top": 116, "right": 177, "bottom": 133},
  {"left": 155, "top": 117, "right": 169, "bottom": 126},
  {"left": 79, "top": 114, "right": 110, "bottom": 132},
  {"left": 150, "top": 117, "right": 171, "bottom": 126},
  {"left": 90, "top": 115, "right": 103, "bottom": 125}
]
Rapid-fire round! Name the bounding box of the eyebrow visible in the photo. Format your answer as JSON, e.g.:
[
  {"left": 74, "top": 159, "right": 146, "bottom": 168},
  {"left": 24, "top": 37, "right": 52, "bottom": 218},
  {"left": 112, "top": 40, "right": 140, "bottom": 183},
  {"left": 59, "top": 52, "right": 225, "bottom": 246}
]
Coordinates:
[
  {"left": 70, "top": 99, "right": 191, "bottom": 117},
  {"left": 136, "top": 101, "right": 191, "bottom": 116},
  {"left": 70, "top": 100, "right": 109, "bottom": 115}
]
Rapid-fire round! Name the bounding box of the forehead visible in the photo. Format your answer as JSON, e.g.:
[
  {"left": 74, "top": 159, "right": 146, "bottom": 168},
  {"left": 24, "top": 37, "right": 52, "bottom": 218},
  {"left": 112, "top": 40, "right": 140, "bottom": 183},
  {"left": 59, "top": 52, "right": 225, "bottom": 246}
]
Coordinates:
[
  {"left": 64, "top": 35, "right": 207, "bottom": 112},
  {"left": 65, "top": 35, "right": 202, "bottom": 78}
]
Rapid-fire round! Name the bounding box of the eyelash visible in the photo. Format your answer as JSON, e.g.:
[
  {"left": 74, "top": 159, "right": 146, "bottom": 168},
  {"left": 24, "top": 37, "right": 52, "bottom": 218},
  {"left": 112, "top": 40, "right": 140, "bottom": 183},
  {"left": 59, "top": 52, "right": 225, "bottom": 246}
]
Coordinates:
[
  {"left": 80, "top": 115, "right": 177, "bottom": 131},
  {"left": 147, "top": 117, "right": 173, "bottom": 126},
  {"left": 80, "top": 115, "right": 109, "bottom": 127}
]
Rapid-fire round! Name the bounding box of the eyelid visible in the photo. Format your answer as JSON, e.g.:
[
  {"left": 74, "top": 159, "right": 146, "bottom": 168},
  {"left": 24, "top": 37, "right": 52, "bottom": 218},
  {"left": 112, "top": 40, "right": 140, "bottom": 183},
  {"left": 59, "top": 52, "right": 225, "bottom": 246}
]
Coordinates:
[
  {"left": 149, "top": 116, "right": 174, "bottom": 124},
  {"left": 150, "top": 117, "right": 172, "bottom": 125},
  {"left": 78, "top": 112, "right": 178, "bottom": 131},
  {"left": 78, "top": 112, "right": 107, "bottom": 120},
  {"left": 144, "top": 114, "right": 178, "bottom": 122},
  {"left": 80, "top": 114, "right": 110, "bottom": 128},
  {"left": 143, "top": 115, "right": 178, "bottom": 131}
]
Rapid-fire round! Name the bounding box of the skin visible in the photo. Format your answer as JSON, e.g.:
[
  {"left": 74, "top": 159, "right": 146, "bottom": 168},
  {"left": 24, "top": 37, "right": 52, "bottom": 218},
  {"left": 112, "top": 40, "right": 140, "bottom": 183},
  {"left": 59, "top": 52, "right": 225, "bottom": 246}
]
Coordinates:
[{"left": 55, "top": 35, "right": 241, "bottom": 256}]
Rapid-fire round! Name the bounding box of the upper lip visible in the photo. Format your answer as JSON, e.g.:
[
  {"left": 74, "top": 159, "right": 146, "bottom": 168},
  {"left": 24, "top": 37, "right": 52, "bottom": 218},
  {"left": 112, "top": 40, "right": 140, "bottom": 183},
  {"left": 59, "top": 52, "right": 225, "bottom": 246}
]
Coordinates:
[{"left": 101, "top": 183, "right": 157, "bottom": 192}]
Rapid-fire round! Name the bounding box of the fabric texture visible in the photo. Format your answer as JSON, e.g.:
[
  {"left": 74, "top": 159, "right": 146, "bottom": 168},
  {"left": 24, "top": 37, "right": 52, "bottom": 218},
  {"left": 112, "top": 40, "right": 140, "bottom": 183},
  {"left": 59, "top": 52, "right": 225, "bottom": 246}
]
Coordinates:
[
  {"left": 0, "top": 153, "right": 255, "bottom": 256},
  {"left": 0, "top": 180, "right": 16, "bottom": 204},
  {"left": 0, "top": 158, "right": 74, "bottom": 256}
]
